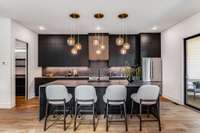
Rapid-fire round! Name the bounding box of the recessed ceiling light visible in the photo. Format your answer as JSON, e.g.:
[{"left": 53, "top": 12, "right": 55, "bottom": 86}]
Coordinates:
[
  {"left": 39, "top": 26, "right": 46, "bottom": 31},
  {"left": 152, "top": 26, "right": 158, "bottom": 31},
  {"left": 96, "top": 26, "right": 101, "bottom": 31},
  {"left": 15, "top": 49, "right": 26, "bottom": 53}
]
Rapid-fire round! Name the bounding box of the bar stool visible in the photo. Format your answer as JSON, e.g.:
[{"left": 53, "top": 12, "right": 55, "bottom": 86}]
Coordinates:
[
  {"left": 103, "top": 85, "right": 127, "bottom": 132},
  {"left": 130, "top": 85, "right": 161, "bottom": 131},
  {"left": 44, "top": 85, "right": 72, "bottom": 131},
  {"left": 74, "top": 85, "right": 97, "bottom": 131}
]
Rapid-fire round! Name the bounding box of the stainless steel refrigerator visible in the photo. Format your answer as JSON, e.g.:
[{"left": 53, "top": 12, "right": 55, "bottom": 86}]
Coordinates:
[{"left": 142, "top": 58, "right": 162, "bottom": 81}]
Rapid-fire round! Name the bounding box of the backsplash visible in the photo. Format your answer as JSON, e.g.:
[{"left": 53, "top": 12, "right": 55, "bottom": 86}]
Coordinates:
[{"left": 42, "top": 61, "right": 136, "bottom": 77}]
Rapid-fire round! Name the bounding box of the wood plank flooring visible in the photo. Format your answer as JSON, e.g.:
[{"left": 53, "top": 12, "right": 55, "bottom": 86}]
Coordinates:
[{"left": 0, "top": 97, "right": 200, "bottom": 133}]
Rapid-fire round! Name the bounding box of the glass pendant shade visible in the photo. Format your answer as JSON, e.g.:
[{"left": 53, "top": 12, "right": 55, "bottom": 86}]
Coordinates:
[
  {"left": 116, "top": 37, "right": 124, "bottom": 46},
  {"left": 123, "top": 42, "right": 130, "bottom": 50},
  {"left": 71, "top": 47, "right": 78, "bottom": 55},
  {"left": 100, "top": 44, "right": 105, "bottom": 50},
  {"left": 93, "top": 39, "right": 99, "bottom": 46},
  {"left": 75, "top": 43, "right": 82, "bottom": 50},
  {"left": 120, "top": 48, "right": 127, "bottom": 55},
  {"left": 96, "top": 49, "right": 102, "bottom": 55},
  {"left": 67, "top": 37, "right": 75, "bottom": 46}
]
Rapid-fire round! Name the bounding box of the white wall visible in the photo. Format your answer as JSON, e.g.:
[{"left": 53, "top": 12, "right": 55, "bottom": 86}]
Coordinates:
[
  {"left": 12, "top": 21, "right": 41, "bottom": 101},
  {"left": 0, "top": 16, "right": 41, "bottom": 108},
  {"left": 161, "top": 12, "right": 200, "bottom": 104},
  {"left": 0, "top": 17, "right": 13, "bottom": 108}
]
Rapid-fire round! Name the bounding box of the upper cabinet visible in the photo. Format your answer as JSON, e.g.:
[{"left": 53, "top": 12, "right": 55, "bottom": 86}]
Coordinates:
[
  {"left": 109, "top": 35, "right": 139, "bottom": 66},
  {"left": 140, "top": 33, "right": 161, "bottom": 57},
  {"left": 38, "top": 35, "right": 88, "bottom": 67}
]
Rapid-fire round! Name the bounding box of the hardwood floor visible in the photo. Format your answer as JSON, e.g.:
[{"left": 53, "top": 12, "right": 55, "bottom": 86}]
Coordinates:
[{"left": 0, "top": 97, "right": 200, "bottom": 133}]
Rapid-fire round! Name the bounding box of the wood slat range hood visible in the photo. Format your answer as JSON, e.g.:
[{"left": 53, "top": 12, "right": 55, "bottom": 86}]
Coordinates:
[{"left": 89, "top": 33, "right": 109, "bottom": 61}]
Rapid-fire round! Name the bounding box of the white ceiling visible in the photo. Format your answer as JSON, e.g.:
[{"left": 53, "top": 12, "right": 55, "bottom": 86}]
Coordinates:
[{"left": 0, "top": 0, "right": 200, "bottom": 34}]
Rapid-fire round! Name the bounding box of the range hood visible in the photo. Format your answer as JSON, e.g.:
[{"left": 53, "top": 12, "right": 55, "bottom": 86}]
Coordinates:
[{"left": 88, "top": 35, "right": 109, "bottom": 61}]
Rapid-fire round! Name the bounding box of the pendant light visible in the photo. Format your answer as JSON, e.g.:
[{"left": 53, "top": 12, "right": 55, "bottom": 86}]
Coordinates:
[
  {"left": 116, "top": 13, "right": 130, "bottom": 54},
  {"left": 71, "top": 47, "right": 78, "bottom": 55},
  {"left": 123, "top": 35, "right": 130, "bottom": 50},
  {"left": 94, "top": 13, "right": 104, "bottom": 55},
  {"left": 68, "top": 13, "right": 82, "bottom": 55},
  {"left": 74, "top": 25, "right": 82, "bottom": 50},
  {"left": 120, "top": 47, "right": 127, "bottom": 55},
  {"left": 67, "top": 36, "right": 76, "bottom": 46},
  {"left": 123, "top": 42, "right": 130, "bottom": 50},
  {"left": 116, "top": 36, "right": 124, "bottom": 46},
  {"left": 93, "top": 35, "right": 100, "bottom": 46}
]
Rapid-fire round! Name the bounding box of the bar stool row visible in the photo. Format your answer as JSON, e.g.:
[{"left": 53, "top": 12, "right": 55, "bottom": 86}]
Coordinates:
[{"left": 44, "top": 84, "right": 161, "bottom": 132}]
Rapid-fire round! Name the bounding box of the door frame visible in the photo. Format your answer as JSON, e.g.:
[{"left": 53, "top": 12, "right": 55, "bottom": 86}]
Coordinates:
[
  {"left": 184, "top": 33, "right": 200, "bottom": 110},
  {"left": 15, "top": 39, "right": 29, "bottom": 100}
]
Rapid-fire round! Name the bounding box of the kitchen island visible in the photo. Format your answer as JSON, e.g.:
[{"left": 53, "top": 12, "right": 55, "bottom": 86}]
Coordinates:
[{"left": 39, "top": 79, "right": 161, "bottom": 120}]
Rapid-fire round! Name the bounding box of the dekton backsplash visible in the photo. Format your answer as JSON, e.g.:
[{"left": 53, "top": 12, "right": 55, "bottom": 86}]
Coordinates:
[{"left": 42, "top": 61, "right": 136, "bottom": 77}]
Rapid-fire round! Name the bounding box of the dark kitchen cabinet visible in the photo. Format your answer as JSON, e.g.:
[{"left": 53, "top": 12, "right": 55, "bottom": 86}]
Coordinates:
[
  {"left": 109, "top": 35, "right": 139, "bottom": 66},
  {"left": 34, "top": 78, "right": 56, "bottom": 96},
  {"left": 38, "top": 35, "right": 88, "bottom": 66},
  {"left": 140, "top": 33, "right": 161, "bottom": 57}
]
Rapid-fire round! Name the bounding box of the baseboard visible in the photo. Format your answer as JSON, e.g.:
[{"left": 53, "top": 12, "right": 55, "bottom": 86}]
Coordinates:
[
  {"left": 0, "top": 103, "right": 15, "bottom": 109},
  {"left": 162, "top": 95, "right": 183, "bottom": 105}
]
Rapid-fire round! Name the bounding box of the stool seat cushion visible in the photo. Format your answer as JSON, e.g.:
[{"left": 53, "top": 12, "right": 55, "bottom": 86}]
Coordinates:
[
  {"left": 77, "top": 97, "right": 97, "bottom": 105},
  {"left": 131, "top": 93, "right": 157, "bottom": 105},
  {"left": 49, "top": 94, "right": 72, "bottom": 105},
  {"left": 103, "top": 95, "right": 124, "bottom": 105}
]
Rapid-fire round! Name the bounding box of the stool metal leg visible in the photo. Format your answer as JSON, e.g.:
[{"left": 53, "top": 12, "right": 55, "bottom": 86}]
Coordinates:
[
  {"left": 147, "top": 106, "right": 150, "bottom": 118},
  {"left": 120, "top": 105, "right": 123, "bottom": 118},
  {"left": 123, "top": 102, "right": 128, "bottom": 132},
  {"left": 106, "top": 102, "right": 109, "bottom": 131},
  {"left": 130, "top": 100, "right": 134, "bottom": 118},
  {"left": 74, "top": 102, "right": 78, "bottom": 131},
  {"left": 64, "top": 101, "right": 66, "bottom": 131},
  {"left": 69, "top": 100, "right": 73, "bottom": 118},
  {"left": 104, "top": 104, "right": 107, "bottom": 118},
  {"left": 93, "top": 102, "right": 95, "bottom": 131},
  {"left": 157, "top": 101, "right": 161, "bottom": 131},
  {"left": 139, "top": 100, "right": 142, "bottom": 131},
  {"left": 44, "top": 102, "right": 49, "bottom": 131}
]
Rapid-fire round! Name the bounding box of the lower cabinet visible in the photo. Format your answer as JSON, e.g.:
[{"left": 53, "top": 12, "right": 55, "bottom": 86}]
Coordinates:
[{"left": 35, "top": 78, "right": 56, "bottom": 96}]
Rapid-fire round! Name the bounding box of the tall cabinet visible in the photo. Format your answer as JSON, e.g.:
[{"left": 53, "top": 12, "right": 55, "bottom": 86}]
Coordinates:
[{"left": 140, "top": 33, "right": 161, "bottom": 57}]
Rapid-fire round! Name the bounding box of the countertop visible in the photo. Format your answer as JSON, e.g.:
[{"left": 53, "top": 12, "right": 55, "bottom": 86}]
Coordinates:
[{"left": 39, "top": 79, "right": 162, "bottom": 88}]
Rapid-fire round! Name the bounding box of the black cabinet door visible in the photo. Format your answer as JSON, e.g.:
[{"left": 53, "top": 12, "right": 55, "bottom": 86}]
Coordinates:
[
  {"left": 140, "top": 33, "right": 161, "bottom": 57},
  {"left": 38, "top": 35, "right": 88, "bottom": 66},
  {"left": 109, "top": 35, "right": 138, "bottom": 66}
]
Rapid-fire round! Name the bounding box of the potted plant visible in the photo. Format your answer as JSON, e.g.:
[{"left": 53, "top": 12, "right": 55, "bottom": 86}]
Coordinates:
[
  {"left": 135, "top": 66, "right": 142, "bottom": 80},
  {"left": 123, "top": 66, "right": 133, "bottom": 83}
]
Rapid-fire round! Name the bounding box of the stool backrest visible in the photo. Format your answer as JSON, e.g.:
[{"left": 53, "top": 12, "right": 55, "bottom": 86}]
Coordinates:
[
  {"left": 46, "top": 85, "right": 68, "bottom": 100},
  {"left": 137, "top": 85, "right": 160, "bottom": 100},
  {"left": 105, "top": 85, "right": 127, "bottom": 101},
  {"left": 75, "top": 85, "right": 97, "bottom": 101}
]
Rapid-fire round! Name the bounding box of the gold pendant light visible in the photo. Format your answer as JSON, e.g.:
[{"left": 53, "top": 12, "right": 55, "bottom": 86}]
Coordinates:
[
  {"left": 71, "top": 47, "right": 78, "bottom": 55},
  {"left": 116, "top": 36, "right": 124, "bottom": 46},
  {"left": 75, "top": 42, "right": 82, "bottom": 50},
  {"left": 93, "top": 13, "right": 104, "bottom": 55},
  {"left": 116, "top": 13, "right": 130, "bottom": 54},
  {"left": 68, "top": 13, "right": 82, "bottom": 55},
  {"left": 123, "top": 42, "right": 130, "bottom": 50},
  {"left": 67, "top": 36, "right": 76, "bottom": 46},
  {"left": 120, "top": 47, "right": 127, "bottom": 55}
]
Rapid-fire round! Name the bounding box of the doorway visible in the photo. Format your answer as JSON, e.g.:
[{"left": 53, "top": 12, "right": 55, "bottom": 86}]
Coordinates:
[
  {"left": 15, "top": 40, "right": 28, "bottom": 104},
  {"left": 184, "top": 34, "right": 200, "bottom": 110}
]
